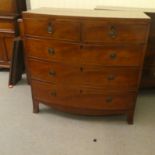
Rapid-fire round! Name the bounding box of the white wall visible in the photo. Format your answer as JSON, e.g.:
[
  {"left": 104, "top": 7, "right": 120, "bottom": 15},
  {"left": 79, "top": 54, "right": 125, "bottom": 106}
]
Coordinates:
[{"left": 28, "top": 0, "right": 155, "bottom": 9}]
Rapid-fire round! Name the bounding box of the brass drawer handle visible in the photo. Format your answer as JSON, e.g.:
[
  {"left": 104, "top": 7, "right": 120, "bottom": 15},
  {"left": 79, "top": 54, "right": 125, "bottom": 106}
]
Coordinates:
[
  {"left": 48, "top": 22, "right": 53, "bottom": 34},
  {"left": 106, "top": 97, "right": 113, "bottom": 103},
  {"left": 110, "top": 53, "right": 117, "bottom": 59},
  {"left": 48, "top": 48, "right": 55, "bottom": 55},
  {"left": 108, "top": 75, "right": 115, "bottom": 80},
  {"left": 109, "top": 26, "right": 117, "bottom": 38},
  {"left": 49, "top": 70, "right": 56, "bottom": 76},
  {"left": 51, "top": 91, "right": 57, "bottom": 97}
]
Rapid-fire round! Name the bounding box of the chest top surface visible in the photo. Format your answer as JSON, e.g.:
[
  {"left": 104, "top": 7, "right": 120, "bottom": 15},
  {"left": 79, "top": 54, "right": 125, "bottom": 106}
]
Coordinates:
[
  {"left": 23, "top": 7, "right": 150, "bottom": 19},
  {"left": 95, "top": 5, "right": 155, "bottom": 13}
]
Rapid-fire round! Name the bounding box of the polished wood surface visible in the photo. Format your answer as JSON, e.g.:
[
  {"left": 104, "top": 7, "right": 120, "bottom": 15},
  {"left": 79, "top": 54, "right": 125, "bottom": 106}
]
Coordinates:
[
  {"left": 24, "top": 19, "right": 81, "bottom": 41},
  {"left": 0, "top": 0, "right": 26, "bottom": 69},
  {"left": 0, "top": 0, "right": 26, "bottom": 14},
  {"left": 0, "top": 34, "right": 15, "bottom": 68},
  {"left": 26, "top": 38, "right": 145, "bottom": 67},
  {"left": 22, "top": 8, "right": 150, "bottom": 124},
  {"left": 28, "top": 59, "right": 139, "bottom": 91},
  {"left": 82, "top": 21, "right": 148, "bottom": 43},
  {"left": 31, "top": 80, "right": 136, "bottom": 110},
  {"left": 95, "top": 6, "right": 155, "bottom": 88}
]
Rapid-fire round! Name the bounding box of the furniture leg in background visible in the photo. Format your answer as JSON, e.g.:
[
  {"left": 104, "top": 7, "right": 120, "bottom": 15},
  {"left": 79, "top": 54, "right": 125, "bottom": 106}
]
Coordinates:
[{"left": 8, "top": 37, "right": 25, "bottom": 87}]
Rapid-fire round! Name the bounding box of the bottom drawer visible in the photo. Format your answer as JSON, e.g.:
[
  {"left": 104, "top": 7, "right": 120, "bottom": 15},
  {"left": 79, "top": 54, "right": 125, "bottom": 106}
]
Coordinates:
[{"left": 31, "top": 80, "right": 136, "bottom": 110}]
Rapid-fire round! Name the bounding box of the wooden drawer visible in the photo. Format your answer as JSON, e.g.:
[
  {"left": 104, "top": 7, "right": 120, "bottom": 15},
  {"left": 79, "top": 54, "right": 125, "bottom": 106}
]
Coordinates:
[
  {"left": 0, "top": 20, "right": 15, "bottom": 32},
  {"left": 24, "top": 18, "right": 81, "bottom": 41},
  {"left": 0, "top": 35, "right": 14, "bottom": 62},
  {"left": 26, "top": 38, "right": 144, "bottom": 67},
  {"left": 28, "top": 59, "right": 139, "bottom": 90},
  {"left": 82, "top": 21, "right": 148, "bottom": 43},
  {"left": 31, "top": 80, "right": 136, "bottom": 110}
]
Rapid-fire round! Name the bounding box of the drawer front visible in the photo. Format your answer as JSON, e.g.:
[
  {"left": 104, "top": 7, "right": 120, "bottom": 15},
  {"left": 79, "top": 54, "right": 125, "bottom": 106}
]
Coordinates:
[
  {"left": 82, "top": 21, "right": 148, "bottom": 43},
  {"left": 0, "top": 20, "right": 14, "bottom": 32},
  {"left": 32, "top": 80, "right": 136, "bottom": 110},
  {"left": 26, "top": 38, "right": 144, "bottom": 67},
  {"left": 28, "top": 59, "right": 139, "bottom": 90},
  {"left": 24, "top": 19, "right": 81, "bottom": 41}
]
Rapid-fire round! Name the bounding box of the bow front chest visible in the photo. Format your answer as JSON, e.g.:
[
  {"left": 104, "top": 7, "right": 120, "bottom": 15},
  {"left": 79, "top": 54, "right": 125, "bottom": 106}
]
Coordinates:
[{"left": 22, "top": 8, "right": 150, "bottom": 124}]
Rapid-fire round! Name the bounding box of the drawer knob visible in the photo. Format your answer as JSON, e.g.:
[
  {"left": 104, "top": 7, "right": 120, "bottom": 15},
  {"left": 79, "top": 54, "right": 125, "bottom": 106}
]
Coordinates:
[
  {"left": 110, "top": 53, "right": 117, "bottom": 59},
  {"left": 109, "top": 26, "right": 117, "bottom": 38},
  {"left": 108, "top": 75, "right": 115, "bottom": 80},
  {"left": 48, "top": 23, "right": 53, "bottom": 34},
  {"left": 48, "top": 48, "right": 55, "bottom": 55},
  {"left": 106, "top": 97, "right": 113, "bottom": 103},
  {"left": 51, "top": 91, "right": 57, "bottom": 97},
  {"left": 49, "top": 70, "right": 56, "bottom": 76}
]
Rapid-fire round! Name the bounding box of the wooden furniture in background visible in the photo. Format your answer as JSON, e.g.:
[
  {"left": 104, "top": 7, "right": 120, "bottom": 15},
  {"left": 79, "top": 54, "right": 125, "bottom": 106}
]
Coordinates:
[
  {"left": 9, "top": 38, "right": 25, "bottom": 86},
  {"left": 0, "top": 0, "right": 26, "bottom": 69},
  {"left": 22, "top": 8, "right": 150, "bottom": 124},
  {"left": 95, "top": 6, "right": 155, "bottom": 88}
]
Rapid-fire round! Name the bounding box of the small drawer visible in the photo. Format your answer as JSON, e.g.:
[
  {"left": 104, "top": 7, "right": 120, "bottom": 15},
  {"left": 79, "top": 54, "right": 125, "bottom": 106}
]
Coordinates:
[
  {"left": 28, "top": 59, "right": 140, "bottom": 91},
  {"left": 82, "top": 21, "right": 148, "bottom": 43},
  {"left": 26, "top": 38, "right": 144, "bottom": 67},
  {"left": 0, "top": 20, "right": 15, "bottom": 32},
  {"left": 31, "top": 80, "right": 136, "bottom": 110},
  {"left": 24, "top": 18, "right": 81, "bottom": 41}
]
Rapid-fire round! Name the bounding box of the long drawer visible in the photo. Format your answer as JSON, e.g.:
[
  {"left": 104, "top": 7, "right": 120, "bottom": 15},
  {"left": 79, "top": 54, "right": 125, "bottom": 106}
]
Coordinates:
[
  {"left": 28, "top": 59, "right": 140, "bottom": 90},
  {"left": 31, "top": 80, "right": 136, "bottom": 110},
  {"left": 26, "top": 38, "right": 144, "bottom": 67},
  {"left": 24, "top": 18, "right": 81, "bottom": 41}
]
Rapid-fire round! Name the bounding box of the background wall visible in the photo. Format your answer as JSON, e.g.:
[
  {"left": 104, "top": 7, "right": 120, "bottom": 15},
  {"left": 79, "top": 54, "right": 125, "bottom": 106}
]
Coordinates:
[{"left": 28, "top": 0, "right": 155, "bottom": 9}]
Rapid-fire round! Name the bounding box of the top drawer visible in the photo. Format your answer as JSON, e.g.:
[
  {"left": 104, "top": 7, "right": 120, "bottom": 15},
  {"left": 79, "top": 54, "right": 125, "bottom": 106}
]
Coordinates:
[
  {"left": 23, "top": 18, "right": 81, "bottom": 41},
  {"left": 82, "top": 21, "right": 149, "bottom": 43}
]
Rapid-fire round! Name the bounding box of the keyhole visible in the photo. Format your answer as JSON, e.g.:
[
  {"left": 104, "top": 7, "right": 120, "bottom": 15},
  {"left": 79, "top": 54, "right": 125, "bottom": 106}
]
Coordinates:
[
  {"left": 80, "top": 90, "right": 83, "bottom": 94},
  {"left": 80, "top": 67, "right": 84, "bottom": 72}
]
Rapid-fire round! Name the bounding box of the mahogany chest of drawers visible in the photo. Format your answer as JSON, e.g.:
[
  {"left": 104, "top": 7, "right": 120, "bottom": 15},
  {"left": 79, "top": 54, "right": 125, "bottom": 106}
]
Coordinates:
[
  {"left": 95, "top": 6, "right": 155, "bottom": 88},
  {"left": 22, "top": 8, "right": 150, "bottom": 124},
  {"left": 0, "top": 0, "right": 26, "bottom": 68}
]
